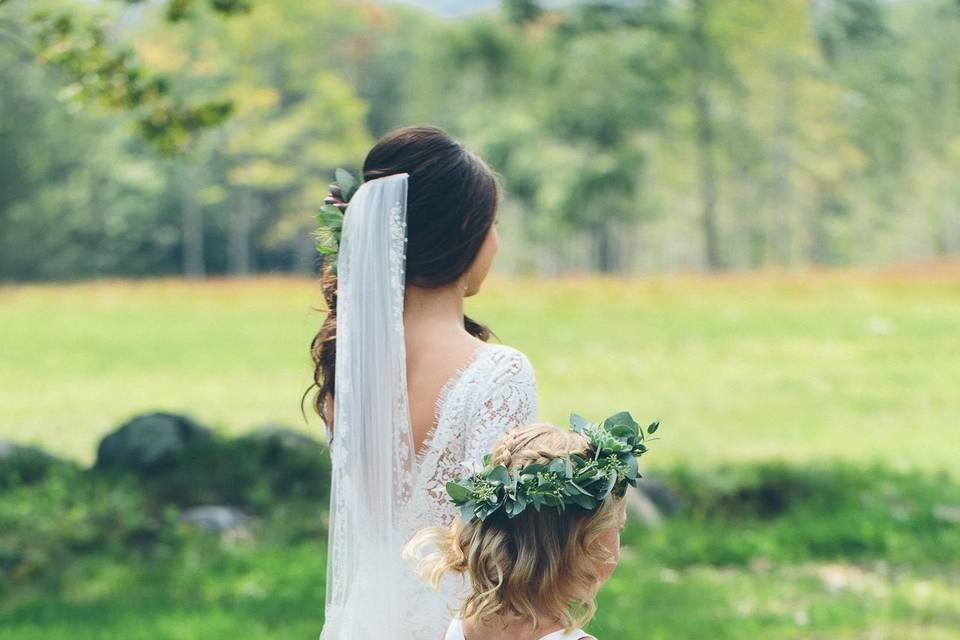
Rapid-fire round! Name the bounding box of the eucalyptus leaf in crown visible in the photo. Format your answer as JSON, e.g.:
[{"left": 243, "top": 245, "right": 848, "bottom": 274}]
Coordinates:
[
  {"left": 446, "top": 412, "right": 661, "bottom": 523},
  {"left": 315, "top": 168, "right": 360, "bottom": 275}
]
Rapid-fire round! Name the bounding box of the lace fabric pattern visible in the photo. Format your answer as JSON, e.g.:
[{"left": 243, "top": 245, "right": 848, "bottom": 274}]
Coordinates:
[{"left": 398, "top": 342, "right": 538, "bottom": 639}]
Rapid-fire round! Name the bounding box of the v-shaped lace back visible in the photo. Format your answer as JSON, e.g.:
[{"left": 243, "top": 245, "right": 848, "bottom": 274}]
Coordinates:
[
  {"left": 405, "top": 343, "right": 537, "bottom": 533},
  {"left": 398, "top": 342, "right": 538, "bottom": 639}
]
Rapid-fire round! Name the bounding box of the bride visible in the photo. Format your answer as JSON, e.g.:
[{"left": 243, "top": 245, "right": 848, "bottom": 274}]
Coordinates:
[{"left": 309, "top": 126, "right": 538, "bottom": 639}]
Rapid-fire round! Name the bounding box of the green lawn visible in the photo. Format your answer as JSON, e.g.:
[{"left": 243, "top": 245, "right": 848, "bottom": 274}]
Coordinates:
[
  {"left": 3, "top": 544, "right": 957, "bottom": 640},
  {"left": 1, "top": 273, "right": 958, "bottom": 471},
  {"left": 3, "top": 460, "right": 959, "bottom": 640},
  {"left": 1, "top": 272, "right": 959, "bottom": 639}
]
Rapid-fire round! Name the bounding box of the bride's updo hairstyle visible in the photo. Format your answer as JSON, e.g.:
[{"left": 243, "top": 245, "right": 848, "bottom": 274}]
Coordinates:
[
  {"left": 405, "top": 424, "right": 626, "bottom": 631},
  {"left": 310, "top": 125, "right": 500, "bottom": 426}
]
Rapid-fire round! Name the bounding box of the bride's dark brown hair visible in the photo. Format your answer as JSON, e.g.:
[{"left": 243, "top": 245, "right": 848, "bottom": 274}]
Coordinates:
[{"left": 309, "top": 125, "right": 501, "bottom": 427}]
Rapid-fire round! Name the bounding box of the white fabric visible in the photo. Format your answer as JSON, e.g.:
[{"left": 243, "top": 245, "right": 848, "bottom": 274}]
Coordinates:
[
  {"left": 320, "top": 171, "right": 538, "bottom": 640},
  {"left": 444, "top": 618, "right": 594, "bottom": 640},
  {"left": 321, "top": 173, "right": 414, "bottom": 640},
  {"left": 399, "top": 342, "right": 537, "bottom": 638}
]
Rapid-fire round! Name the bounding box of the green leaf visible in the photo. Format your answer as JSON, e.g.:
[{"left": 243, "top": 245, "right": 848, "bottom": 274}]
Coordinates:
[
  {"left": 335, "top": 168, "right": 359, "bottom": 200},
  {"left": 446, "top": 481, "right": 471, "bottom": 503},
  {"left": 506, "top": 496, "right": 526, "bottom": 518},
  {"left": 547, "top": 458, "right": 566, "bottom": 475},
  {"left": 316, "top": 207, "right": 343, "bottom": 228},
  {"left": 522, "top": 463, "right": 546, "bottom": 476},
  {"left": 600, "top": 470, "right": 618, "bottom": 499},
  {"left": 460, "top": 502, "right": 476, "bottom": 522},
  {"left": 610, "top": 424, "right": 636, "bottom": 438},
  {"left": 569, "top": 480, "right": 592, "bottom": 496},
  {"left": 647, "top": 421, "right": 660, "bottom": 434},
  {"left": 571, "top": 493, "right": 596, "bottom": 510},
  {"left": 603, "top": 411, "right": 637, "bottom": 431},
  {"left": 570, "top": 413, "right": 590, "bottom": 432},
  {"left": 489, "top": 465, "right": 511, "bottom": 486}
]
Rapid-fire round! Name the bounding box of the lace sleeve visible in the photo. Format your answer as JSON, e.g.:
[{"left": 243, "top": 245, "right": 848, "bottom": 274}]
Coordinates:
[{"left": 464, "top": 346, "right": 538, "bottom": 465}]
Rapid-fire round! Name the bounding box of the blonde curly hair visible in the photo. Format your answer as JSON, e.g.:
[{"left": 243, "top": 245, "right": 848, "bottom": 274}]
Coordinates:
[{"left": 404, "top": 423, "right": 626, "bottom": 631}]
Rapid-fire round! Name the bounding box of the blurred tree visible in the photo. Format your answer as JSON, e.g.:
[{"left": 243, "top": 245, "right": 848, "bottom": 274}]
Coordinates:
[
  {"left": 138, "top": 0, "right": 371, "bottom": 275},
  {"left": 689, "top": 0, "right": 722, "bottom": 269},
  {"left": 429, "top": 1, "right": 679, "bottom": 272},
  {"left": 503, "top": 0, "right": 542, "bottom": 25},
  {"left": 4, "top": 0, "right": 960, "bottom": 279},
  {"left": 0, "top": 6, "right": 181, "bottom": 280},
  {"left": 7, "top": 0, "right": 238, "bottom": 154}
]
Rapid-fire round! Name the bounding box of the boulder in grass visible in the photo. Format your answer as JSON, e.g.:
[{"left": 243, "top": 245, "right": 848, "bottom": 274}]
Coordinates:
[
  {"left": 95, "top": 412, "right": 212, "bottom": 473},
  {"left": 639, "top": 476, "right": 683, "bottom": 515},
  {"left": 181, "top": 505, "right": 253, "bottom": 537},
  {"left": 0, "top": 441, "right": 69, "bottom": 489},
  {"left": 240, "top": 424, "right": 323, "bottom": 451}
]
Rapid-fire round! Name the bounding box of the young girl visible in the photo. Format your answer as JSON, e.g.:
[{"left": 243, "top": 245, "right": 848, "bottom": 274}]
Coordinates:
[{"left": 407, "top": 413, "right": 655, "bottom": 640}]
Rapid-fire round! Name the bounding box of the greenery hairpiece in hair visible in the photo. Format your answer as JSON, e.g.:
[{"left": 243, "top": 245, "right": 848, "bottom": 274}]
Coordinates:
[
  {"left": 315, "top": 168, "right": 359, "bottom": 274},
  {"left": 446, "top": 412, "right": 661, "bottom": 523}
]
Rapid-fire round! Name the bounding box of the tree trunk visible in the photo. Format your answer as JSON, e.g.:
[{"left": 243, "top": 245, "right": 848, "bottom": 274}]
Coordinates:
[
  {"left": 772, "top": 60, "right": 796, "bottom": 266},
  {"left": 729, "top": 86, "right": 764, "bottom": 268},
  {"left": 942, "top": 191, "right": 960, "bottom": 255},
  {"left": 294, "top": 225, "right": 318, "bottom": 274},
  {"left": 229, "top": 190, "right": 255, "bottom": 276},
  {"left": 180, "top": 165, "right": 205, "bottom": 279},
  {"left": 691, "top": 0, "right": 722, "bottom": 270},
  {"left": 808, "top": 184, "right": 832, "bottom": 265},
  {"left": 592, "top": 220, "right": 619, "bottom": 273}
]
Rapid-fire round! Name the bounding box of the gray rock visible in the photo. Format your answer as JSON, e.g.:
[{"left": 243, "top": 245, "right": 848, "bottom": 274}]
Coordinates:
[
  {"left": 627, "top": 486, "right": 663, "bottom": 527},
  {"left": 95, "top": 412, "right": 212, "bottom": 472},
  {"left": 627, "top": 477, "right": 683, "bottom": 527},
  {"left": 241, "top": 425, "right": 322, "bottom": 450},
  {"left": 181, "top": 505, "right": 253, "bottom": 535},
  {"left": 0, "top": 441, "right": 67, "bottom": 487},
  {"left": 0, "top": 442, "right": 17, "bottom": 461},
  {"left": 0, "top": 441, "right": 51, "bottom": 462},
  {"left": 638, "top": 476, "right": 682, "bottom": 515}
]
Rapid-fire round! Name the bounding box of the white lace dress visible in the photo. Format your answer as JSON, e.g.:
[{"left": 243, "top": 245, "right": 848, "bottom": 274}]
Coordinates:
[
  {"left": 444, "top": 618, "right": 595, "bottom": 640},
  {"left": 397, "top": 341, "right": 538, "bottom": 639}
]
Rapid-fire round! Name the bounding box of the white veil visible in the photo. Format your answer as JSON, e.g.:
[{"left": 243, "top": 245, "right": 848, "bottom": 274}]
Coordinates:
[{"left": 321, "top": 173, "right": 414, "bottom": 639}]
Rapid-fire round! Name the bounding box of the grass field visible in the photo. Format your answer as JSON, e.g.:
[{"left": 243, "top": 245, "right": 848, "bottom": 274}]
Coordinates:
[
  {"left": 2, "top": 542, "right": 957, "bottom": 640},
  {"left": 2, "top": 460, "right": 959, "bottom": 640},
  {"left": 1, "top": 271, "right": 958, "bottom": 471},
  {"left": 2, "top": 270, "right": 959, "bottom": 639}
]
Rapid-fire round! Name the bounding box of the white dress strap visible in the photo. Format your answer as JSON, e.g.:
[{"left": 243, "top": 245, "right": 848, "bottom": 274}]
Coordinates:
[
  {"left": 445, "top": 618, "right": 466, "bottom": 640},
  {"left": 448, "top": 619, "right": 593, "bottom": 640},
  {"left": 540, "top": 628, "right": 595, "bottom": 640}
]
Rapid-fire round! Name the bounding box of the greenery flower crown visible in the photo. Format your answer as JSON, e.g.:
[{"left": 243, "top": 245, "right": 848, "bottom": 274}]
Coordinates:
[
  {"left": 314, "top": 168, "right": 359, "bottom": 275},
  {"left": 446, "top": 412, "right": 661, "bottom": 523}
]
